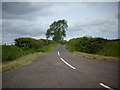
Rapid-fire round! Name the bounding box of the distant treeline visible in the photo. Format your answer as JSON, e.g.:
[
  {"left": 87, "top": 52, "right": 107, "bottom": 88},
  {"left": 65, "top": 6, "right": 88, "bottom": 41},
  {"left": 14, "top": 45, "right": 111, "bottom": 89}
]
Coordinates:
[
  {"left": 66, "top": 36, "right": 120, "bottom": 57},
  {"left": 2, "top": 38, "right": 58, "bottom": 62}
]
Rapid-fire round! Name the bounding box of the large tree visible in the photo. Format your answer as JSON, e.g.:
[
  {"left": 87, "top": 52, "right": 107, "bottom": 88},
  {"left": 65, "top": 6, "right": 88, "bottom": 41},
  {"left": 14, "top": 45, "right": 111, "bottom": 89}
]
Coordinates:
[{"left": 46, "top": 19, "right": 68, "bottom": 42}]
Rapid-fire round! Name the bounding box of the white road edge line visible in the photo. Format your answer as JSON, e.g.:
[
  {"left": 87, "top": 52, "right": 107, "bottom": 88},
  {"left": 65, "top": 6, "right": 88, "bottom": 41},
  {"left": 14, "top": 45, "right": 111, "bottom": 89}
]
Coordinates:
[
  {"left": 60, "top": 58, "right": 76, "bottom": 70},
  {"left": 100, "top": 83, "right": 114, "bottom": 90},
  {"left": 58, "top": 51, "right": 60, "bottom": 56}
]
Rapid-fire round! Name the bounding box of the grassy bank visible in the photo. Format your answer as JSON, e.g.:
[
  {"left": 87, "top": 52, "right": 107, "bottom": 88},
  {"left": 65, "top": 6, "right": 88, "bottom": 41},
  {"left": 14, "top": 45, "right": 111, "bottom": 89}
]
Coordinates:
[
  {"left": 97, "top": 41, "right": 119, "bottom": 57},
  {"left": 66, "top": 36, "right": 119, "bottom": 60},
  {"left": 2, "top": 45, "right": 45, "bottom": 62},
  {"left": 36, "top": 43, "right": 60, "bottom": 53},
  {"left": 2, "top": 52, "right": 45, "bottom": 73},
  {"left": 74, "top": 51, "right": 119, "bottom": 61},
  {"left": 2, "top": 43, "right": 59, "bottom": 72},
  {"left": 2, "top": 38, "right": 58, "bottom": 62}
]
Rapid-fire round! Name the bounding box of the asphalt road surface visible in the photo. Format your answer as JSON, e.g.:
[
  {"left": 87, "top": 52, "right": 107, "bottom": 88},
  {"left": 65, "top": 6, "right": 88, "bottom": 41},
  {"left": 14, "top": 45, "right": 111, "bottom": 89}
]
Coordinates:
[{"left": 2, "top": 45, "right": 118, "bottom": 88}]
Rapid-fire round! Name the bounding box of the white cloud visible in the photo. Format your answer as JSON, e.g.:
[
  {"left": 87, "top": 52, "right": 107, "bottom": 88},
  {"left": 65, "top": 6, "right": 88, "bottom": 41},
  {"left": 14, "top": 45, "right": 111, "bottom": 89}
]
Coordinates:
[
  {"left": 66, "top": 19, "right": 118, "bottom": 40},
  {"left": 2, "top": 2, "right": 118, "bottom": 44}
]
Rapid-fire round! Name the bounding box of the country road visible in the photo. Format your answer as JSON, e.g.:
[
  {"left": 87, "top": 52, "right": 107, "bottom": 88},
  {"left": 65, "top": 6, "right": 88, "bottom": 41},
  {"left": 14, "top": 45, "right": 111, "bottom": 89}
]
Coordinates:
[{"left": 2, "top": 45, "right": 118, "bottom": 88}]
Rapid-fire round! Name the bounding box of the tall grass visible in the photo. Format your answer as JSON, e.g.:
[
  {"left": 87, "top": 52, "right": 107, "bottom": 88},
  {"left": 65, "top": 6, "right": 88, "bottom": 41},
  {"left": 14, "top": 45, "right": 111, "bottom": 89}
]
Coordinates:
[
  {"left": 2, "top": 43, "right": 59, "bottom": 72},
  {"left": 2, "top": 43, "right": 59, "bottom": 62},
  {"left": 2, "top": 45, "right": 22, "bottom": 62},
  {"left": 36, "top": 43, "right": 60, "bottom": 53},
  {"left": 2, "top": 45, "right": 38, "bottom": 62},
  {"left": 97, "top": 41, "right": 119, "bottom": 57}
]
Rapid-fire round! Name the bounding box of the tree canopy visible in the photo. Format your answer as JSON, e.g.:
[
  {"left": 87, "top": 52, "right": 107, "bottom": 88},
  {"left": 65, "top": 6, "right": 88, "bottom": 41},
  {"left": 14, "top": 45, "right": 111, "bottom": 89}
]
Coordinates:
[{"left": 46, "top": 19, "right": 68, "bottom": 42}]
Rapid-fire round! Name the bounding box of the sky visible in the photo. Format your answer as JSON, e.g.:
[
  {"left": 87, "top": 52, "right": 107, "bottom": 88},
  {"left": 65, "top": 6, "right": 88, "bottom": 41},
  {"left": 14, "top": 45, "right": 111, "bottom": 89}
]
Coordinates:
[{"left": 2, "top": 2, "right": 118, "bottom": 44}]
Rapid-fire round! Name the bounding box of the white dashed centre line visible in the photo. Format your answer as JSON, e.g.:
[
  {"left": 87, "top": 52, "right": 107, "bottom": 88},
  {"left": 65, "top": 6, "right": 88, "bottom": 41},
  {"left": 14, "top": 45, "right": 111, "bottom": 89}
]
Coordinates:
[
  {"left": 60, "top": 58, "right": 76, "bottom": 70},
  {"left": 100, "top": 83, "right": 114, "bottom": 90},
  {"left": 58, "top": 51, "right": 60, "bottom": 56}
]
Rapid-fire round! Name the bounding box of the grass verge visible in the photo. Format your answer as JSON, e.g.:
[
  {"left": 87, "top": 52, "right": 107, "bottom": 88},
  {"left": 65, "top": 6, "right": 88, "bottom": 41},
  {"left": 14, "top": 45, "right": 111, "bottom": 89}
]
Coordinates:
[
  {"left": 2, "top": 52, "right": 45, "bottom": 73},
  {"left": 37, "top": 43, "right": 60, "bottom": 52},
  {"left": 2, "top": 43, "right": 59, "bottom": 73},
  {"left": 74, "top": 51, "right": 119, "bottom": 61}
]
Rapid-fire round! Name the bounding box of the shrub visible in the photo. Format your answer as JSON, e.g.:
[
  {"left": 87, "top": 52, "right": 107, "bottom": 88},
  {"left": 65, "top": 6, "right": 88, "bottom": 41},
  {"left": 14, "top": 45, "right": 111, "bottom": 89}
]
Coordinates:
[
  {"left": 14, "top": 38, "right": 56, "bottom": 49},
  {"left": 66, "top": 36, "right": 119, "bottom": 57},
  {"left": 3, "top": 38, "right": 57, "bottom": 62}
]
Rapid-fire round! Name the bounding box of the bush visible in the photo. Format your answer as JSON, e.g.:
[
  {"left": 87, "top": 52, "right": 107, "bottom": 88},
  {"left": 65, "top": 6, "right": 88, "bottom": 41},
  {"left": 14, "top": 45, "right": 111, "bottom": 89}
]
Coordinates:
[
  {"left": 2, "top": 38, "right": 57, "bottom": 62},
  {"left": 66, "top": 36, "right": 119, "bottom": 57},
  {"left": 14, "top": 38, "right": 56, "bottom": 49}
]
